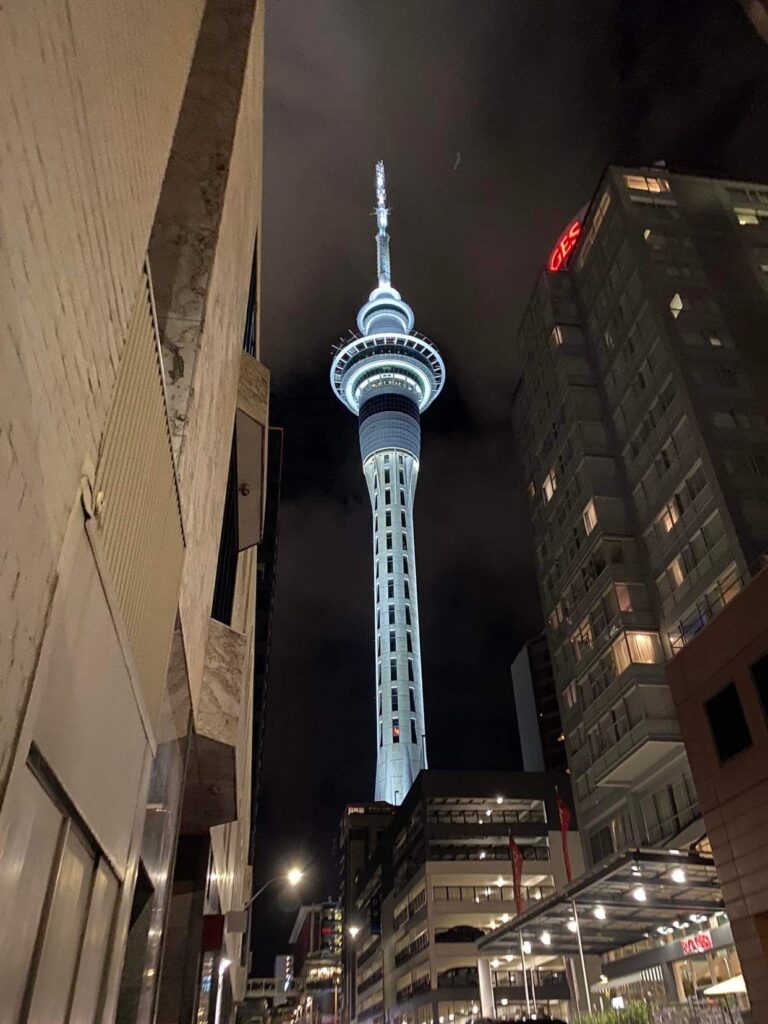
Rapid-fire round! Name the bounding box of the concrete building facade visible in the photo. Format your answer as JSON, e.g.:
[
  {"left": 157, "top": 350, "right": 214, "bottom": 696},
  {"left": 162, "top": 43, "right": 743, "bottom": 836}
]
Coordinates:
[
  {"left": 512, "top": 166, "right": 768, "bottom": 867},
  {"left": 668, "top": 564, "right": 768, "bottom": 1016},
  {"left": 0, "top": 2, "right": 268, "bottom": 1021},
  {"left": 347, "top": 772, "right": 581, "bottom": 1024}
]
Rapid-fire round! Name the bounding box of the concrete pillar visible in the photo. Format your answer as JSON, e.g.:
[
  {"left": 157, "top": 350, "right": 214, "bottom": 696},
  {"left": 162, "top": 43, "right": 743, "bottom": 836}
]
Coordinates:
[
  {"left": 660, "top": 961, "right": 679, "bottom": 1003},
  {"left": 477, "top": 958, "right": 496, "bottom": 1020}
]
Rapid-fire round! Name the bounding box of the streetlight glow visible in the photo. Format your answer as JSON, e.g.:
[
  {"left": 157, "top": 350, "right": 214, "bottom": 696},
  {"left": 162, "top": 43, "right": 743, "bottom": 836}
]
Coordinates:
[
  {"left": 348, "top": 925, "right": 360, "bottom": 939},
  {"left": 287, "top": 868, "right": 304, "bottom": 887}
]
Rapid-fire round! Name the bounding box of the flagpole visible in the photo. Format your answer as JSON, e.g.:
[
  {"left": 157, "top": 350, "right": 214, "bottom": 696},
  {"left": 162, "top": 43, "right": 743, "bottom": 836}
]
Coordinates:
[
  {"left": 519, "top": 933, "right": 530, "bottom": 1015},
  {"left": 571, "top": 899, "right": 593, "bottom": 1014}
]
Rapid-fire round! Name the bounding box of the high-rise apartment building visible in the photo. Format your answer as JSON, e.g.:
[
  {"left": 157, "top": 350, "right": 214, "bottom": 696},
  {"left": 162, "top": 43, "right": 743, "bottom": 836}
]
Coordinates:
[
  {"left": 511, "top": 634, "right": 567, "bottom": 774},
  {"left": 512, "top": 166, "right": 768, "bottom": 866},
  {"left": 0, "top": 2, "right": 268, "bottom": 1020},
  {"left": 331, "top": 163, "right": 445, "bottom": 804}
]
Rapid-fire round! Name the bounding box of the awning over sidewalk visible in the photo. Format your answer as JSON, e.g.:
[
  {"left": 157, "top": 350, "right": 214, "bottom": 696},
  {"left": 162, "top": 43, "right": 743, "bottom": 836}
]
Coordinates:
[{"left": 478, "top": 848, "right": 722, "bottom": 959}]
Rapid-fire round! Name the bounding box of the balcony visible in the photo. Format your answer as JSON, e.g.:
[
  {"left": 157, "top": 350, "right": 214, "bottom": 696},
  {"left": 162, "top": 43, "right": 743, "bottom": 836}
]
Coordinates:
[
  {"left": 235, "top": 352, "right": 269, "bottom": 551},
  {"left": 394, "top": 931, "right": 429, "bottom": 967},
  {"left": 357, "top": 968, "right": 383, "bottom": 995},
  {"left": 395, "top": 974, "right": 431, "bottom": 1002},
  {"left": 593, "top": 717, "right": 683, "bottom": 788},
  {"left": 182, "top": 617, "right": 248, "bottom": 830}
]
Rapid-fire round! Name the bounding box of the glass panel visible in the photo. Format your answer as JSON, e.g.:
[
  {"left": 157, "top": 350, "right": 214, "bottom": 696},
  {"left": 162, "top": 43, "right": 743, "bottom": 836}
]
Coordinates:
[
  {"left": 0, "top": 767, "right": 63, "bottom": 1024},
  {"left": 69, "top": 861, "right": 119, "bottom": 1023},
  {"left": 28, "top": 825, "right": 94, "bottom": 1024}
]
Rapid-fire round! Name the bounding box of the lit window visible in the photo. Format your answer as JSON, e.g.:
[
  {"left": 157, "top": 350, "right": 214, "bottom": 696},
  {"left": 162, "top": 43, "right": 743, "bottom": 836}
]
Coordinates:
[
  {"left": 708, "top": 334, "right": 723, "bottom": 348},
  {"left": 627, "top": 631, "right": 662, "bottom": 663},
  {"left": 615, "top": 584, "right": 633, "bottom": 612},
  {"left": 550, "top": 326, "right": 564, "bottom": 346},
  {"left": 658, "top": 499, "right": 680, "bottom": 532},
  {"left": 667, "top": 555, "right": 685, "bottom": 588},
  {"left": 735, "top": 207, "right": 760, "bottom": 226},
  {"left": 542, "top": 468, "right": 557, "bottom": 503},
  {"left": 582, "top": 499, "right": 597, "bottom": 535},
  {"left": 410, "top": 719, "right": 418, "bottom": 744},
  {"left": 392, "top": 719, "right": 400, "bottom": 743},
  {"left": 669, "top": 293, "right": 683, "bottom": 319},
  {"left": 624, "top": 174, "right": 671, "bottom": 193}
]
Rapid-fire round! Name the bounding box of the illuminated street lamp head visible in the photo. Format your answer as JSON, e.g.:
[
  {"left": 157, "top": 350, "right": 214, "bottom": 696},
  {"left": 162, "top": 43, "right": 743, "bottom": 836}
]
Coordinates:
[
  {"left": 348, "top": 925, "right": 360, "bottom": 939},
  {"left": 286, "top": 867, "right": 304, "bottom": 887}
]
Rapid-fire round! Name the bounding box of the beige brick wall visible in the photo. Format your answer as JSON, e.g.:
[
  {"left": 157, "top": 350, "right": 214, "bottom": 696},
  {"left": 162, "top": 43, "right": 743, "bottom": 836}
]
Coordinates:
[{"left": 0, "top": 0, "right": 205, "bottom": 795}]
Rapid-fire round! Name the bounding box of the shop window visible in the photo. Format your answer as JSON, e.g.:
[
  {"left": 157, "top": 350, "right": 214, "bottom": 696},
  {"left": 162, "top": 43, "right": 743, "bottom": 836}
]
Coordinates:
[
  {"left": 750, "top": 652, "right": 768, "bottom": 719},
  {"left": 705, "top": 683, "right": 752, "bottom": 762}
]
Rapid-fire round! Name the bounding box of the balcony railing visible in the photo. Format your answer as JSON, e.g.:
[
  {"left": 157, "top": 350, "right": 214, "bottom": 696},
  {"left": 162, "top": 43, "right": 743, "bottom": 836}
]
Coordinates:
[
  {"left": 356, "top": 937, "right": 381, "bottom": 969},
  {"left": 396, "top": 974, "right": 431, "bottom": 1002},
  {"left": 394, "top": 932, "right": 429, "bottom": 967},
  {"left": 357, "top": 968, "right": 383, "bottom": 995},
  {"left": 667, "top": 562, "right": 745, "bottom": 652},
  {"left": 432, "top": 883, "right": 555, "bottom": 904},
  {"left": 427, "top": 807, "right": 545, "bottom": 826},
  {"left": 427, "top": 844, "right": 550, "bottom": 863}
]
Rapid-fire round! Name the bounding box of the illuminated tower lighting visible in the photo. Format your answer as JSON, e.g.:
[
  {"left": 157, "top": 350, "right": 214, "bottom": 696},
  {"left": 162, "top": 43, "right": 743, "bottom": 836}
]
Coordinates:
[{"left": 330, "top": 162, "right": 445, "bottom": 804}]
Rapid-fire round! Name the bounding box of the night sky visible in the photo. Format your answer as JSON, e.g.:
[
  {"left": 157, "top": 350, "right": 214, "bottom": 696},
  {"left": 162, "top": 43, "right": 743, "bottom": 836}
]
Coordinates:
[{"left": 252, "top": 0, "right": 768, "bottom": 971}]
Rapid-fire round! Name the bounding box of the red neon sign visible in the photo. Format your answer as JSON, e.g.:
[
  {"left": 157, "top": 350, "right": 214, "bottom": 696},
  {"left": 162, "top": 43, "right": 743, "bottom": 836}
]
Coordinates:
[
  {"left": 680, "top": 931, "right": 713, "bottom": 956},
  {"left": 548, "top": 218, "right": 582, "bottom": 272}
]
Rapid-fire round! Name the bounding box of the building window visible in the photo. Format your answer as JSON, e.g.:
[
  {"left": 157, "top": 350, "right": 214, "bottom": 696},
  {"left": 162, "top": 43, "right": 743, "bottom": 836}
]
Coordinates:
[
  {"left": 386, "top": 533, "right": 393, "bottom": 550},
  {"left": 402, "top": 534, "right": 408, "bottom": 551},
  {"left": 708, "top": 333, "right": 723, "bottom": 348},
  {"left": 380, "top": 723, "right": 383, "bottom": 748},
  {"left": 399, "top": 470, "right": 405, "bottom": 485},
  {"left": 405, "top": 606, "right": 411, "bottom": 626},
  {"left": 385, "top": 469, "right": 391, "bottom": 484},
  {"left": 670, "top": 292, "right": 683, "bottom": 319},
  {"left": 410, "top": 719, "right": 418, "bottom": 744},
  {"left": 378, "top": 691, "right": 382, "bottom": 715},
  {"left": 386, "top": 511, "right": 392, "bottom": 527},
  {"left": 624, "top": 174, "right": 671, "bottom": 193},
  {"left": 400, "top": 489, "right": 406, "bottom": 505},
  {"left": 550, "top": 326, "right": 564, "bottom": 346},
  {"left": 611, "top": 631, "right": 662, "bottom": 674},
  {"left": 409, "top": 686, "right": 416, "bottom": 711},
  {"left": 751, "top": 653, "right": 768, "bottom": 718},
  {"left": 582, "top": 499, "right": 597, "bottom": 535},
  {"left": 657, "top": 496, "right": 681, "bottom": 533},
  {"left": 389, "top": 606, "right": 395, "bottom": 626},
  {"left": 589, "top": 825, "right": 614, "bottom": 863},
  {"left": 542, "top": 468, "right": 557, "bottom": 503},
  {"left": 388, "top": 580, "right": 395, "bottom": 599},
  {"left": 391, "top": 689, "right": 399, "bottom": 712},
  {"left": 408, "top": 661, "right": 414, "bottom": 682},
  {"left": 401, "top": 511, "right": 407, "bottom": 528},
  {"left": 392, "top": 719, "right": 400, "bottom": 743},
  {"left": 667, "top": 555, "right": 685, "bottom": 588},
  {"left": 389, "top": 630, "right": 396, "bottom": 653},
  {"left": 404, "top": 580, "right": 410, "bottom": 600},
  {"left": 390, "top": 657, "right": 397, "bottom": 678},
  {"left": 406, "top": 632, "right": 413, "bottom": 653},
  {"left": 385, "top": 489, "right": 391, "bottom": 505},
  {"left": 387, "top": 556, "right": 393, "bottom": 574},
  {"left": 403, "top": 556, "right": 409, "bottom": 574},
  {"left": 705, "top": 682, "right": 752, "bottom": 762}
]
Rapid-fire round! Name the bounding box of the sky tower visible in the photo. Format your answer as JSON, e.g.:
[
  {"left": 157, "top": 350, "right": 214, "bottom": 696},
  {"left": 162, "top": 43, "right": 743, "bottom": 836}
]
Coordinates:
[{"left": 331, "top": 163, "right": 445, "bottom": 805}]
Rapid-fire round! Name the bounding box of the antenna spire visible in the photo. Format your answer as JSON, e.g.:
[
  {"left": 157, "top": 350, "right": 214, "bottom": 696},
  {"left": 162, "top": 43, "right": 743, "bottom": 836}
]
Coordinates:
[{"left": 375, "top": 160, "right": 391, "bottom": 287}]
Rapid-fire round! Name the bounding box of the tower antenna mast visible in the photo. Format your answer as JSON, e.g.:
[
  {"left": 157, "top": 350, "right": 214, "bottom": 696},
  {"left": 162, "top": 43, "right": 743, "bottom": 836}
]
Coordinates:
[{"left": 375, "top": 160, "right": 391, "bottom": 287}]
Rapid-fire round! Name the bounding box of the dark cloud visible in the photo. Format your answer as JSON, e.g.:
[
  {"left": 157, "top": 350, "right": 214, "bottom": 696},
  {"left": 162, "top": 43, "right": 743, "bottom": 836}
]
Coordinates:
[{"left": 252, "top": 0, "right": 768, "bottom": 969}]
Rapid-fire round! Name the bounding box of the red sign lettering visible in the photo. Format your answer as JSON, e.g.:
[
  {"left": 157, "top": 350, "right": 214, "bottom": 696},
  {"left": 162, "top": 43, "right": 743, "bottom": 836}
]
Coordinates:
[
  {"left": 680, "top": 931, "right": 713, "bottom": 955},
  {"left": 547, "top": 218, "right": 582, "bottom": 272}
]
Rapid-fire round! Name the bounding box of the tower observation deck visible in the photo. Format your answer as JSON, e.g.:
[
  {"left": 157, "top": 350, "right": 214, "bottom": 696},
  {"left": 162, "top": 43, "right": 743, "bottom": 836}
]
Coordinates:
[{"left": 330, "top": 162, "right": 445, "bottom": 805}]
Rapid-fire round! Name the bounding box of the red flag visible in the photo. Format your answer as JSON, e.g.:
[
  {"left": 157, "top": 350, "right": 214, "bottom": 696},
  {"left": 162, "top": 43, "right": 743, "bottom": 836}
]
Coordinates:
[
  {"left": 508, "top": 833, "right": 525, "bottom": 915},
  {"left": 557, "top": 790, "right": 573, "bottom": 882}
]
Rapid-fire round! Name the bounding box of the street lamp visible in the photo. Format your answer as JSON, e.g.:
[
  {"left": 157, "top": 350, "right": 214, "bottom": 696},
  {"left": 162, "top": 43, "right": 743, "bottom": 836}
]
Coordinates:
[
  {"left": 348, "top": 925, "right": 360, "bottom": 939},
  {"left": 244, "top": 867, "right": 304, "bottom": 910}
]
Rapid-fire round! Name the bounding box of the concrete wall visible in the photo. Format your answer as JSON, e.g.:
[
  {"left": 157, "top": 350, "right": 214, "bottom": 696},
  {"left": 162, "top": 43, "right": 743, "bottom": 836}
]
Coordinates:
[
  {"left": 0, "top": 0, "right": 205, "bottom": 796},
  {"left": 667, "top": 567, "right": 768, "bottom": 1017}
]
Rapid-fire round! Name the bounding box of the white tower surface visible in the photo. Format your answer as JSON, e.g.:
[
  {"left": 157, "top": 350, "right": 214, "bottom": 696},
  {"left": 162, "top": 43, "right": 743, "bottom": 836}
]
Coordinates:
[{"left": 330, "top": 162, "right": 445, "bottom": 805}]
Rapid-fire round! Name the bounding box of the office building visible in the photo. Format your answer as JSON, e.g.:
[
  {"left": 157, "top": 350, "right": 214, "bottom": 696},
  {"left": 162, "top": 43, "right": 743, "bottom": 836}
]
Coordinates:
[
  {"left": 330, "top": 163, "right": 446, "bottom": 805},
  {"left": 0, "top": 2, "right": 268, "bottom": 1020},
  {"left": 347, "top": 771, "right": 581, "bottom": 1024},
  {"left": 668, "top": 563, "right": 768, "bottom": 1016},
  {"left": 511, "top": 635, "right": 567, "bottom": 773},
  {"left": 339, "top": 803, "right": 397, "bottom": 1024},
  {"left": 512, "top": 166, "right": 768, "bottom": 867},
  {"left": 290, "top": 903, "right": 343, "bottom": 1024}
]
